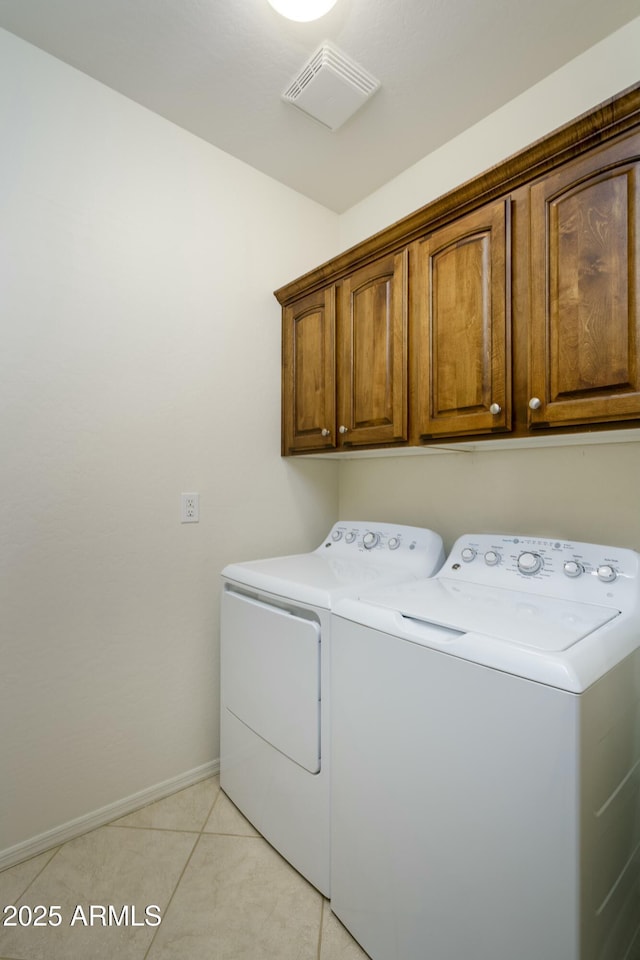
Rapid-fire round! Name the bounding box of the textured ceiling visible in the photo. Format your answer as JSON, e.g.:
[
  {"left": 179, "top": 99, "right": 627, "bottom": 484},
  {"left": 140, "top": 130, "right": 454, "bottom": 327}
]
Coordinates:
[{"left": 0, "top": 0, "right": 638, "bottom": 211}]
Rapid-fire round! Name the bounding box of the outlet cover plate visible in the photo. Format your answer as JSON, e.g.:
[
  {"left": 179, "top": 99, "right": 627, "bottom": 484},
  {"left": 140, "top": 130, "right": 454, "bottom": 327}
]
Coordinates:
[{"left": 181, "top": 492, "right": 199, "bottom": 523}]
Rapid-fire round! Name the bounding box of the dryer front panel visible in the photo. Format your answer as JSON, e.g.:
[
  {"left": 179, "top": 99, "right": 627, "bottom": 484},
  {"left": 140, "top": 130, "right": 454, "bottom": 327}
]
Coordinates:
[{"left": 222, "top": 587, "right": 321, "bottom": 774}]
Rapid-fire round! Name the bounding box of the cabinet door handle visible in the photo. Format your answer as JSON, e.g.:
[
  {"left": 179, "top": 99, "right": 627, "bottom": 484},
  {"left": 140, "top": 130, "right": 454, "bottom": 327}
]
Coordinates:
[
  {"left": 489, "top": 403, "right": 502, "bottom": 415},
  {"left": 529, "top": 397, "right": 542, "bottom": 410},
  {"left": 321, "top": 428, "right": 331, "bottom": 437},
  {"left": 339, "top": 425, "right": 349, "bottom": 434}
]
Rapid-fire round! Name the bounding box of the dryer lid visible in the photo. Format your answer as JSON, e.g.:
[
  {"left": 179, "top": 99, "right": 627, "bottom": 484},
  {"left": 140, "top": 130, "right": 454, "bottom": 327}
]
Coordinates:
[
  {"left": 221, "top": 521, "right": 445, "bottom": 609},
  {"left": 223, "top": 553, "right": 398, "bottom": 609}
]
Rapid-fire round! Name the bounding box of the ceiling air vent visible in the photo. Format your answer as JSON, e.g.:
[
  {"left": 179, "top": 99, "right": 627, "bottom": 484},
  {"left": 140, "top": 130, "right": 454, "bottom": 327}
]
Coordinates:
[{"left": 282, "top": 41, "right": 380, "bottom": 131}]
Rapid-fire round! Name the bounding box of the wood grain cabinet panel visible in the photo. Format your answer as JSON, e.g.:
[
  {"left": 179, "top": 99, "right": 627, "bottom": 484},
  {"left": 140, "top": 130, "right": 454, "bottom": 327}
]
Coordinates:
[
  {"left": 282, "top": 287, "right": 336, "bottom": 454},
  {"left": 277, "top": 86, "right": 640, "bottom": 454},
  {"left": 528, "top": 134, "right": 640, "bottom": 428},
  {"left": 411, "top": 199, "right": 511, "bottom": 439},
  {"left": 337, "top": 251, "right": 408, "bottom": 447},
  {"left": 281, "top": 251, "right": 408, "bottom": 453}
]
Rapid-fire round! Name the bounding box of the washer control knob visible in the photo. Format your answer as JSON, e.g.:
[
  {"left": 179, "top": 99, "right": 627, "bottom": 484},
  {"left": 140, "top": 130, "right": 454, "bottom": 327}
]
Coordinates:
[
  {"left": 363, "top": 532, "right": 379, "bottom": 550},
  {"left": 388, "top": 537, "right": 401, "bottom": 550},
  {"left": 345, "top": 531, "right": 357, "bottom": 544},
  {"left": 484, "top": 550, "right": 500, "bottom": 566},
  {"left": 518, "top": 551, "right": 543, "bottom": 575},
  {"left": 461, "top": 547, "right": 476, "bottom": 563},
  {"left": 563, "top": 560, "right": 583, "bottom": 578},
  {"left": 597, "top": 564, "right": 617, "bottom": 583},
  {"left": 331, "top": 529, "right": 343, "bottom": 541}
]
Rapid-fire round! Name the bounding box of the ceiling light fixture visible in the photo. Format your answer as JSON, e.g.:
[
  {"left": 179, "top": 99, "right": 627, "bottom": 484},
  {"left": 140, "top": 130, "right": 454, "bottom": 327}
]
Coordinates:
[{"left": 266, "top": 0, "right": 339, "bottom": 22}]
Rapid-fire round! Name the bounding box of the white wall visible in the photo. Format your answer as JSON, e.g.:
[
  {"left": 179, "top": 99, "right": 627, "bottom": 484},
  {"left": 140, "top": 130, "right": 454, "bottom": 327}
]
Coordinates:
[
  {"left": 339, "top": 16, "right": 640, "bottom": 249},
  {"left": 338, "top": 16, "right": 640, "bottom": 553},
  {"left": 338, "top": 441, "right": 640, "bottom": 554},
  {"left": 3, "top": 15, "right": 640, "bottom": 864},
  {"left": 0, "top": 27, "right": 339, "bottom": 858}
]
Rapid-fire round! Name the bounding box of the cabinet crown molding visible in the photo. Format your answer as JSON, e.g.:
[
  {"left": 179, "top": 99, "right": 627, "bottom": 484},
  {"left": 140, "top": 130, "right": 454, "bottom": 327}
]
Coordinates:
[{"left": 274, "top": 82, "right": 640, "bottom": 306}]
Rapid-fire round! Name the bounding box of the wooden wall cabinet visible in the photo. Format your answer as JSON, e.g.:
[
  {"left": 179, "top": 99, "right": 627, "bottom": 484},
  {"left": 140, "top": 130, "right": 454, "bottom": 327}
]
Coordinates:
[
  {"left": 527, "top": 133, "right": 640, "bottom": 429},
  {"left": 276, "top": 84, "right": 640, "bottom": 455},
  {"left": 411, "top": 198, "right": 511, "bottom": 440},
  {"left": 281, "top": 286, "right": 336, "bottom": 454},
  {"left": 281, "top": 251, "right": 408, "bottom": 454}
]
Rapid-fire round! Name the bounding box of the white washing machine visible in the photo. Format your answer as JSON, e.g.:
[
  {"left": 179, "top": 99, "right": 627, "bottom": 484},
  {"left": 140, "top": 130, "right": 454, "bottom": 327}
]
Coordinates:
[
  {"left": 220, "top": 520, "right": 444, "bottom": 897},
  {"left": 331, "top": 533, "right": 640, "bottom": 960}
]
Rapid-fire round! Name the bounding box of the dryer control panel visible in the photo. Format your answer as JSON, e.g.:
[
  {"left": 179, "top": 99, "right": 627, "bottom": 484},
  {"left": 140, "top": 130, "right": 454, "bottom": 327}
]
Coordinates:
[
  {"left": 446, "top": 534, "right": 639, "bottom": 606},
  {"left": 320, "top": 521, "right": 444, "bottom": 573}
]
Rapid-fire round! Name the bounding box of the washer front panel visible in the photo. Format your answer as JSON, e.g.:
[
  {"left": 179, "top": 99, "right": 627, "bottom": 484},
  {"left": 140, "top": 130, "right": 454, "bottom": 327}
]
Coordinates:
[{"left": 330, "top": 616, "right": 581, "bottom": 960}]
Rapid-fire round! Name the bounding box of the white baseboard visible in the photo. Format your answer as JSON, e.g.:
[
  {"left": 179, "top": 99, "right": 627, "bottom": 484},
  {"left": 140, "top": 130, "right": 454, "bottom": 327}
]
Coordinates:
[{"left": 0, "top": 758, "right": 220, "bottom": 872}]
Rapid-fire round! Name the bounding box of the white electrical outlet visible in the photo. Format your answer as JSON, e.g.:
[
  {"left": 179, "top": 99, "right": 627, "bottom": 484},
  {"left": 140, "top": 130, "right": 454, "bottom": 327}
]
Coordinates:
[{"left": 181, "top": 492, "right": 200, "bottom": 523}]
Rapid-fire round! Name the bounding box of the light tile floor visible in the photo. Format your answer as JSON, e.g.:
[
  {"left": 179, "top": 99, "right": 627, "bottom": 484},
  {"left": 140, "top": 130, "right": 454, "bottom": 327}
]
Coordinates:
[{"left": 0, "top": 776, "right": 369, "bottom": 960}]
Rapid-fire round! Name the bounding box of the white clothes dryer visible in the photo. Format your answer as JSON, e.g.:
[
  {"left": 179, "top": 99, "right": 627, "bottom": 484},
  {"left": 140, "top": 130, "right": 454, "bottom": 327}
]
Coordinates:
[
  {"left": 220, "top": 520, "right": 444, "bottom": 896},
  {"left": 331, "top": 533, "right": 640, "bottom": 960}
]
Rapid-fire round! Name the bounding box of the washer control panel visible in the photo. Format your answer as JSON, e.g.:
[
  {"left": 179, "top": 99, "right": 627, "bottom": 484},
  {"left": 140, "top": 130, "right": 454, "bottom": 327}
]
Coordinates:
[
  {"left": 446, "top": 533, "right": 639, "bottom": 604},
  {"left": 321, "top": 521, "right": 443, "bottom": 569}
]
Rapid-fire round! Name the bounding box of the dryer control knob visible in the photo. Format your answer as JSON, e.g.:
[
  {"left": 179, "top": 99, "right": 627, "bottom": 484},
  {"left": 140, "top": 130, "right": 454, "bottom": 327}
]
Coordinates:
[
  {"left": 345, "top": 531, "right": 357, "bottom": 544},
  {"left": 563, "top": 561, "right": 583, "bottom": 578},
  {"left": 461, "top": 547, "right": 476, "bottom": 562},
  {"left": 597, "top": 564, "right": 617, "bottom": 583},
  {"left": 363, "top": 532, "right": 379, "bottom": 549},
  {"left": 484, "top": 550, "right": 500, "bottom": 566},
  {"left": 388, "top": 537, "right": 401, "bottom": 550},
  {"left": 518, "top": 551, "right": 543, "bottom": 575},
  {"left": 331, "top": 530, "right": 343, "bottom": 541}
]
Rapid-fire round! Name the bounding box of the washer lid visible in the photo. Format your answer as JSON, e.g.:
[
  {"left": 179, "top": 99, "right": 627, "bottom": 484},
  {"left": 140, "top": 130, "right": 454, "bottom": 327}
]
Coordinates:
[{"left": 367, "top": 577, "right": 619, "bottom": 652}]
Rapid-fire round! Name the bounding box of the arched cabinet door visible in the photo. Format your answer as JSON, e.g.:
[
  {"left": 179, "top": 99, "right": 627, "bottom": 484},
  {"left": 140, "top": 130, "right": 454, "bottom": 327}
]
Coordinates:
[
  {"left": 528, "top": 132, "right": 640, "bottom": 428},
  {"left": 337, "top": 250, "right": 409, "bottom": 447},
  {"left": 282, "top": 286, "right": 336, "bottom": 454},
  {"left": 411, "top": 198, "right": 511, "bottom": 440}
]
